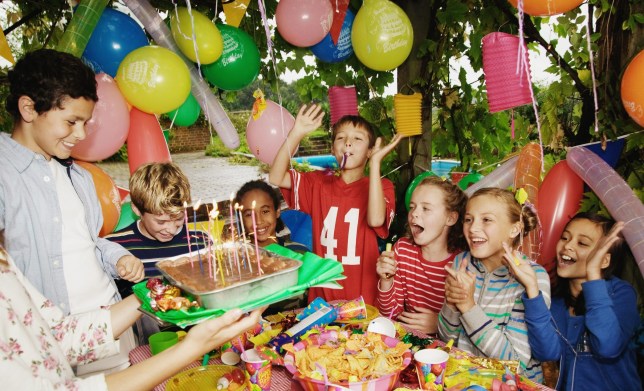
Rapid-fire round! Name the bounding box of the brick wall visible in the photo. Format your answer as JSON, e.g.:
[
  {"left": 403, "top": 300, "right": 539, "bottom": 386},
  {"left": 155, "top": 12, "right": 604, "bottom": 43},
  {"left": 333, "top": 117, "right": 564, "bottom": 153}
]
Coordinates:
[{"left": 166, "top": 126, "right": 211, "bottom": 153}]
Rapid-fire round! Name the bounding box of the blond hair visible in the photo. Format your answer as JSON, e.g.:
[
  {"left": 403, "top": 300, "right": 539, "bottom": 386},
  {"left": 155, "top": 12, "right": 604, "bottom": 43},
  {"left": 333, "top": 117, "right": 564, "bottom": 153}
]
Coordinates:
[{"left": 129, "top": 162, "right": 191, "bottom": 216}]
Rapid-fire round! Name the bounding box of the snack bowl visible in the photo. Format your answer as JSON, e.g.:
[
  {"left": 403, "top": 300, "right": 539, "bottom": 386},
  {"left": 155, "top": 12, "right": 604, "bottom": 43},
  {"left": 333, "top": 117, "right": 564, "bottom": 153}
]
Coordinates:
[{"left": 284, "top": 331, "right": 412, "bottom": 391}]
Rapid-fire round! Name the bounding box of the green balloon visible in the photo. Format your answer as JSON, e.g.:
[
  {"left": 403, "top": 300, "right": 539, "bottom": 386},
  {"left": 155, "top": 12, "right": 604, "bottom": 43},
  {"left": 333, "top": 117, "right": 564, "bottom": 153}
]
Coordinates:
[
  {"left": 165, "top": 93, "right": 200, "bottom": 127},
  {"left": 114, "top": 201, "right": 139, "bottom": 232},
  {"left": 405, "top": 171, "right": 437, "bottom": 210},
  {"left": 202, "top": 24, "right": 261, "bottom": 91},
  {"left": 457, "top": 172, "right": 484, "bottom": 190}
]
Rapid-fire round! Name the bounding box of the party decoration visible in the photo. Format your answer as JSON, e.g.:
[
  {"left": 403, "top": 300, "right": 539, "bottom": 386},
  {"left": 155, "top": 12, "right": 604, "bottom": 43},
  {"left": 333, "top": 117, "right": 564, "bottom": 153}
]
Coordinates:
[
  {"left": 405, "top": 171, "right": 437, "bottom": 210},
  {"left": 310, "top": 8, "right": 355, "bottom": 63},
  {"left": 280, "top": 209, "right": 313, "bottom": 251},
  {"left": 514, "top": 143, "right": 542, "bottom": 261},
  {"left": 127, "top": 108, "right": 172, "bottom": 174},
  {"left": 465, "top": 156, "right": 519, "bottom": 196},
  {"left": 352, "top": 0, "right": 413, "bottom": 71},
  {"left": 122, "top": 0, "right": 240, "bottom": 149},
  {"left": 82, "top": 8, "right": 149, "bottom": 76},
  {"left": 246, "top": 100, "right": 296, "bottom": 165},
  {"left": 56, "top": 0, "right": 108, "bottom": 57},
  {"left": 537, "top": 160, "right": 584, "bottom": 279},
  {"left": 117, "top": 186, "right": 130, "bottom": 202},
  {"left": 394, "top": 93, "right": 423, "bottom": 137},
  {"left": 170, "top": 7, "right": 223, "bottom": 64},
  {"left": 114, "top": 201, "right": 139, "bottom": 232},
  {"left": 275, "top": 0, "right": 333, "bottom": 47},
  {"left": 223, "top": 0, "right": 251, "bottom": 28},
  {"left": 457, "top": 172, "right": 484, "bottom": 190},
  {"left": 328, "top": 86, "right": 359, "bottom": 126},
  {"left": 202, "top": 24, "right": 261, "bottom": 91},
  {"left": 584, "top": 138, "right": 626, "bottom": 168},
  {"left": 0, "top": 28, "right": 15, "bottom": 64},
  {"left": 72, "top": 73, "right": 129, "bottom": 162},
  {"left": 329, "top": 0, "right": 350, "bottom": 45},
  {"left": 508, "top": 0, "right": 584, "bottom": 16},
  {"left": 165, "top": 93, "right": 201, "bottom": 127},
  {"left": 567, "top": 147, "right": 644, "bottom": 275},
  {"left": 620, "top": 50, "right": 644, "bottom": 127},
  {"left": 482, "top": 32, "right": 533, "bottom": 113},
  {"left": 75, "top": 160, "right": 121, "bottom": 236},
  {"left": 116, "top": 45, "right": 191, "bottom": 114}
]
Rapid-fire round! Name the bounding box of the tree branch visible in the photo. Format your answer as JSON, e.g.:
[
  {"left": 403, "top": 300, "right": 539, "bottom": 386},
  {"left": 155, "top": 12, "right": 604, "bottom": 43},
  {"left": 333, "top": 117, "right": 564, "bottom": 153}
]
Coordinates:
[{"left": 3, "top": 8, "right": 43, "bottom": 36}]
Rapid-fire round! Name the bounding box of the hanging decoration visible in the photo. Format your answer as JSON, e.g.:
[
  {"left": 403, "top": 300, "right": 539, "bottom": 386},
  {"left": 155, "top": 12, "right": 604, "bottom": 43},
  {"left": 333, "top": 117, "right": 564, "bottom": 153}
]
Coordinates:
[
  {"left": 328, "top": 86, "right": 359, "bottom": 126},
  {"left": 0, "top": 26, "right": 15, "bottom": 64},
  {"left": 329, "top": 0, "right": 351, "bottom": 45},
  {"left": 393, "top": 93, "right": 423, "bottom": 137},
  {"left": 311, "top": 8, "right": 355, "bottom": 63},
  {"left": 222, "top": 0, "right": 251, "bottom": 28},
  {"left": 621, "top": 50, "right": 644, "bottom": 128},
  {"left": 508, "top": 0, "right": 584, "bottom": 17},
  {"left": 56, "top": 0, "right": 109, "bottom": 57}
]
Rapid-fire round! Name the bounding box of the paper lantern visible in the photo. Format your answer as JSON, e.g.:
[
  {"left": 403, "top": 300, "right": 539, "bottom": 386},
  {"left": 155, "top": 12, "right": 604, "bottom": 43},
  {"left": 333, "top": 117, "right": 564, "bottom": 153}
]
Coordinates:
[
  {"left": 393, "top": 93, "right": 422, "bottom": 136},
  {"left": 621, "top": 50, "right": 644, "bottom": 127},
  {"left": 328, "top": 86, "right": 359, "bottom": 125},
  {"left": 482, "top": 32, "right": 533, "bottom": 113},
  {"left": 508, "top": 0, "right": 584, "bottom": 17}
]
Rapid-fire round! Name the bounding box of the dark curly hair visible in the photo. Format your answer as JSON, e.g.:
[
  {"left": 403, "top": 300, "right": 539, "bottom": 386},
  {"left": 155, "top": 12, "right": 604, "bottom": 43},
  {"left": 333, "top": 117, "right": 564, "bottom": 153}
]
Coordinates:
[
  {"left": 6, "top": 49, "right": 97, "bottom": 121},
  {"left": 234, "top": 180, "right": 285, "bottom": 232}
]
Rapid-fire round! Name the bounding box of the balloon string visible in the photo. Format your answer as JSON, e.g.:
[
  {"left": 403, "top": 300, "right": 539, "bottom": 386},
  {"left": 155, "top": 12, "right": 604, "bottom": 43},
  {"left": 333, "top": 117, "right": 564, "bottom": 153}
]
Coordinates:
[
  {"left": 171, "top": 1, "right": 202, "bottom": 73},
  {"left": 585, "top": 5, "right": 599, "bottom": 133}
]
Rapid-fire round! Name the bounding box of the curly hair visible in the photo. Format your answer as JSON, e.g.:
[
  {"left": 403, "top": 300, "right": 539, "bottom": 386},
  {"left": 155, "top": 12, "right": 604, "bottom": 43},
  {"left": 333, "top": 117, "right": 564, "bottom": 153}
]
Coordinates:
[
  {"left": 6, "top": 49, "right": 97, "bottom": 121},
  {"left": 331, "top": 115, "right": 376, "bottom": 148},
  {"left": 129, "top": 162, "right": 191, "bottom": 216},
  {"left": 234, "top": 180, "right": 285, "bottom": 232}
]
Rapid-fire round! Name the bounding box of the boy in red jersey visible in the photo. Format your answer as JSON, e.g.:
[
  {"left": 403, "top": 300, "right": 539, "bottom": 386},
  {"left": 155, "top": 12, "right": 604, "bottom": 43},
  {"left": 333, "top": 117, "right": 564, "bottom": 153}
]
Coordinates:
[{"left": 269, "top": 104, "right": 402, "bottom": 305}]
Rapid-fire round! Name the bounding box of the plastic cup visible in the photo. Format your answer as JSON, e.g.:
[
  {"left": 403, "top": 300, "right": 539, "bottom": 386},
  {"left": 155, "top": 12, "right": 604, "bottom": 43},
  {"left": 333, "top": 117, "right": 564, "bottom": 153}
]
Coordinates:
[
  {"left": 149, "top": 331, "right": 178, "bottom": 355},
  {"left": 241, "top": 348, "right": 272, "bottom": 391},
  {"left": 220, "top": 341, "right": 241, "bottom": 365},
  {"left": 414, "top": 348, "right": 449, "bottom": 390},
  {"left": 335, "top": 296, "right": 367, "bottom": 321}
]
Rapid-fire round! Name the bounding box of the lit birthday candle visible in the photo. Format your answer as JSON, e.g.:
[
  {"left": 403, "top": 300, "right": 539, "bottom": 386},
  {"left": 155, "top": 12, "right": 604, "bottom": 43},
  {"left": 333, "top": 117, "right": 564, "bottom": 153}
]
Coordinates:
[
  {"left": 238, "top": 205, "right": 252, "bottom": 272},
  {"left": 228, "top": 193, "right": 241, "bottom": 277},
  {"left": 183, "top": 201, "right": 193, "bottom": 266},
  {"left": 251, "top": 201, "right": 263, "bottom": 274},
  {"left": 193, "top": 200, "right": 204, "bottom": 275}
]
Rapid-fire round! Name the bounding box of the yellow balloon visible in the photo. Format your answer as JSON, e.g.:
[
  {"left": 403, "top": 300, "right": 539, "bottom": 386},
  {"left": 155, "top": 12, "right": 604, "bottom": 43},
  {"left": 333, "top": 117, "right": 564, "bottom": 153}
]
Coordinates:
[
  {"left": 171, "top": 7, "right": 223, "bottom": 64},
  {"left": 351, "top": 0, "right": 413, "bottom": 71},
  {"left": 116, "top": 45, "right": 191, "bottom": 114}
]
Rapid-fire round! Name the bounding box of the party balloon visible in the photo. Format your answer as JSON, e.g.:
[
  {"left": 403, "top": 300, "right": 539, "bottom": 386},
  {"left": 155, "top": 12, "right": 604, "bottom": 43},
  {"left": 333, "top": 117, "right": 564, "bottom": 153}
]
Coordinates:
[
  {"left": 75, "top": 160, "right": 121, "bottom": 236},
  {"left": 246, "top": 100, "right": 296, "bottom": 165},
  {"left": 405, "top": 171, "right": 437, "bottom": 210},
  {"left": 122, "top": 0, "right": 240, "bottom": 149},
  {"left": 116, "top": 45, "right": 191, "bottom": 114},
  {"left": 114, "top": 201, "right": 139, "bottom": 232},
  {"left": 57, "top": 0, "right": 108, "bottom": 57},
  {"left": 508, "top": 0, "right": 584, "bottom": 16},
  {"left": 514, "top": 143, "right": 543, "bottom": 262},
  {"left": 465, "top": 156, "right": 518, "bottom": 196},
  {"left": 202, "top": 24, "right": 261, "bottom": 91},
  {"left": 311, "top": 8, "right": 355, "bottom": 63},
  {"left": 567, "top": 147, "right": 644, "bottom": 276},
  {"left": 352, "top": 0, "right": 413, "bottom": 71},
  {"left": 457, "top": 172, "right": 484, "bottom": 190},
  {"left": 170, "top": 7, "right": 223, "bottom": 64},
  {"left": 127, "top": 108, "right": 172, "bottom": 174},
  {"left": 275, "top": 0, "right": 333, "bottom": 47},
  {"left": 82, "top": 8, "right": 149, "bottom": 76},
  {"left": 165, "top": 93, "right": 201, "bottom": 127},
  {"left": 621, "top": 50, "right": 644, "bottom": 127},
  {"left": 72, "top": 73, "right": 129, "bottom": 161},
  {"left": 537, "top": 160, "right": 584, "bottom": 281}
]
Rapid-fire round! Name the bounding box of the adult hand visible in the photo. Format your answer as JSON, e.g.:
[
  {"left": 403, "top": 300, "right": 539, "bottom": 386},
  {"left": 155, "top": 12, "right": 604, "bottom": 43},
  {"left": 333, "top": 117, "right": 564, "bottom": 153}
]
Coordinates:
[
  {"left": 117, "top": 255, "right": 145, "bottom": 282},
  {"left": 586, "top": 221, "right": 624, "bottom": 281},
  {"left": 291, "top": 103, "right": 324, "bottom": 137},
  {"left": 398, "top": 306, "right": 438, "bottom": 335},
  {"left": 502, "top": 242, "right": 539, "bottom": 298}
]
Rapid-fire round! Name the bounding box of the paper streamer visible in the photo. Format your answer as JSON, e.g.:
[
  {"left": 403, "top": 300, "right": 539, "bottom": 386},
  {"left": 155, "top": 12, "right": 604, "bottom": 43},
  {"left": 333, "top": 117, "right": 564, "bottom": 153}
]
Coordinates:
[
  {"left": 464, "top": 155, "right": 519, "bottom": 196},
  {"left": 121, "top": 0, "right": 240, "bottom": 149},
  {"left": 567, "top": 147, "right": 644, "bottom": 276}
]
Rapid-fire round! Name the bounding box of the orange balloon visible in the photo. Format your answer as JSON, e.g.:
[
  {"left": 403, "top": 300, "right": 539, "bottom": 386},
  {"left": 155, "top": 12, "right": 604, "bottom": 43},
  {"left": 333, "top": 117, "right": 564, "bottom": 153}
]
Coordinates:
[
  {"left": 508, "top": 0, "right": 584, "bottom": 16},
  {"left": 514, "top": 143, "right": 543, "bottom": 262},
  {"left": 75, "top": 161, "right": 121, "bottom": 237},
  {"left": 621, "top": 50, "right": 644, "bottom": 127}
]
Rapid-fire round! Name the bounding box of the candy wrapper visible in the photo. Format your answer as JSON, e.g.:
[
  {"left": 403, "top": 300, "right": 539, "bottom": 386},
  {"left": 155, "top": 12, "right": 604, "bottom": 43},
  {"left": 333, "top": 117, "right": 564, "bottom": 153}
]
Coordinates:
[
  {"left": 254, "top": 344, "right": 284, "bottom": 366},
  {"left": 333, "top": 296, "right": 367, "bottom": 321},
  {"left": 145, "top": 278, "right": 199, "bottom": 312}
]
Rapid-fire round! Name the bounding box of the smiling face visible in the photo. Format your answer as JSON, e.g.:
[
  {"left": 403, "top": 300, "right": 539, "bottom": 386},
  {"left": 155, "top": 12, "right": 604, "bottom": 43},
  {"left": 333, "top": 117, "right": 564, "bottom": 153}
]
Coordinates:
[
  {"left": 135, "top": 207, "right": 185, "bottom": 242},
  {"left": 463, "top": 194, "right": 520, "bottom": 266},
  {"left": 408, "top": 184, "right": 456, "bottom": 248},
  {"left": 239, "top": 188, "right": 280, "bottom": 247},
  {"left": 15, "top": 95, "right": 94, "bottom": 161},
  {"left": 331, "top": 124, "right": 373, "bottom": 171},
  {"left": 555, "top": 218, "right": 608, "bottom": 281}
]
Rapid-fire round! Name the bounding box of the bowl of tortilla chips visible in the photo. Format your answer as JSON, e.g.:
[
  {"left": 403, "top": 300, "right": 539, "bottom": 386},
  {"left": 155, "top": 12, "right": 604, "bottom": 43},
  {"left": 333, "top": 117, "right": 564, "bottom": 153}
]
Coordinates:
[{"left": 283, "top": 330, "right": 412, "bottom": 391}]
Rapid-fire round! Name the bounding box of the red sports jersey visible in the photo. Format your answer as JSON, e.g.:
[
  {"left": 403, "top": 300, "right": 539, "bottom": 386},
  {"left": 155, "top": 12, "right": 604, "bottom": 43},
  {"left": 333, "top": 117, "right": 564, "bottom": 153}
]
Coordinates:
[
  {"left": 376, "top": 237, "right": 455, "bottom": 318},
  {"left": 281, "top": 170, "right": 395, "bottom": 305}
]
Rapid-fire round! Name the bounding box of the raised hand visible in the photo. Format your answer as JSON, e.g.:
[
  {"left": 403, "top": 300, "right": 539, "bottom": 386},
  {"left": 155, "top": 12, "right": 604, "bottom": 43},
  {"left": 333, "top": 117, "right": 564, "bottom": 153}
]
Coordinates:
[
  {"left": 586, "top": 221, "right": 624, "bottom": 281},
  {"left": 502, "top": 242, "right": 539, "bottom": 298},
  {"left": 444, "top": 258, "right": 475, "bottom": 313},
  {"left": 369, "top": 133, "right": 404, "bottom": 165},
  {"left": 376, "top": 249, "right": 397, "bottom": 290},
  {"left": 291, "top": 103, "right": 325, "bottom": 137}
]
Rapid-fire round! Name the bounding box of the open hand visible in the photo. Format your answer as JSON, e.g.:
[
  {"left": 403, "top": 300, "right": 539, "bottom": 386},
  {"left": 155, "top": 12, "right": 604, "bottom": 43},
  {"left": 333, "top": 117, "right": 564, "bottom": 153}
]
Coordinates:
[
  {"left": 369, "top": 133, "right": 404, "bottom": 165},
  {"left": 586, "top": 221, "right": 624, "bottom": 281},
  {"left": 291, "top": 103, "right": 325, "bottom": 137}
]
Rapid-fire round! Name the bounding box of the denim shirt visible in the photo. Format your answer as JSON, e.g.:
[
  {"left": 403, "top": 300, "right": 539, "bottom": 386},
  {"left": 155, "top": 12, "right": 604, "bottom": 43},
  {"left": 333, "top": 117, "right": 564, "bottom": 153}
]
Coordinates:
[{"left": 0, "top": 133, "right": 130, "bottom": 314}]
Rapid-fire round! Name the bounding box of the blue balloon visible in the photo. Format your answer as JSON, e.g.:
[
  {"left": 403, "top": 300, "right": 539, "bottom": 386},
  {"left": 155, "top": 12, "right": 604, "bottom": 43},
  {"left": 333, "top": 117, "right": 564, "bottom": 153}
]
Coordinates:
[
  {"left": 310, "top": 9, "right": 354, "bottom": 63},
  {"left": 82, "top": 8, "right": 149, "bottom": 77}
]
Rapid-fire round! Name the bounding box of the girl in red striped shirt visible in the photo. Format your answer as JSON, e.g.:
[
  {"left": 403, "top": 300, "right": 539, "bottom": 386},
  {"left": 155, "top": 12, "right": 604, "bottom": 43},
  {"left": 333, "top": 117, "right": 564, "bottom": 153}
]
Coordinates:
[{"left": 376, "top": 176, "right": 467, "bottom": 335}]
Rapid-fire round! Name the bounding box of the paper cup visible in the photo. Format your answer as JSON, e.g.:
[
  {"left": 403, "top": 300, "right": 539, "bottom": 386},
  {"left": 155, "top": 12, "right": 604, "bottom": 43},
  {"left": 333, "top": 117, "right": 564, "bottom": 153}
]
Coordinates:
[
  {"left": 335, "top": 296, "right": 367, "bottom": 320},
  {"left": 414, "top": 348, "right": 449, "bottom": 390},
  {"left": 241, "top": 348, "right": 272, "bottom": 391},
  {"left": 149, "top": 331, "right": 178, "bottom": 355}
]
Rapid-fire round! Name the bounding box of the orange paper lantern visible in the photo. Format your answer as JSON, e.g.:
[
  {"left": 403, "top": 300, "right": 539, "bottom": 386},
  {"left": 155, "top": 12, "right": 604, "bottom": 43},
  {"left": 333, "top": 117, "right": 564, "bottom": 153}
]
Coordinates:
[
  {"left": 621, "top": 50, "right": 644, "bottom": 128},
  {"left": 508, "top": 0, "right": 584, "bottom": 16},
  {"left": 393, "top": 93, "right": 423, "bottom": 136}
]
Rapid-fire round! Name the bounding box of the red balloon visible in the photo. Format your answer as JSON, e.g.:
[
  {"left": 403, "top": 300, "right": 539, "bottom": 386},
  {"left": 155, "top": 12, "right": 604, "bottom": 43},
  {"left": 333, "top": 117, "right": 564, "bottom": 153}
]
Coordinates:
[
  {"left": 127, "top": 108, "right": 171, "bottom": 174},
  {"left": 75, "top": 161, "right": 121, "bottom": 237},
  {"left": 537, "top": 160, "right": 583, "bottom": 282}
]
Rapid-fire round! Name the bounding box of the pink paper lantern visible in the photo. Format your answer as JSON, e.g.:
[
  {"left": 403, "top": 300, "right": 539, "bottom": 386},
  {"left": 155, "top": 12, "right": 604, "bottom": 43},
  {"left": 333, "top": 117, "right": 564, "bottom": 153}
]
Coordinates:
[
  {"left": 482, "top": 32, "right": 533, "bottom": 113},
  {"left": 329, "top": 86, "right": 359, "bottom": 125}
]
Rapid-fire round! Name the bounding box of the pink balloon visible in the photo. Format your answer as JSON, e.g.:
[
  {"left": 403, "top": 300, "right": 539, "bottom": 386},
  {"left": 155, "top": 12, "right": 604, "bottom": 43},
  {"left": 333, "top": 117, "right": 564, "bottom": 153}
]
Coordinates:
[
  {"left": 567, "top": 147, "right": 644, "bottom": 276},
  {"left": 127, "top": 108, "right": 171, "bottom": 174},
  {"left": 71, "top": 73, "right": 129, "bottom": 161},
  {"left": 276, "top": 0, "right": 333, "bottom": 47},
  {"left": 246, "top": 100, "right": 296, "bottom": 165}
]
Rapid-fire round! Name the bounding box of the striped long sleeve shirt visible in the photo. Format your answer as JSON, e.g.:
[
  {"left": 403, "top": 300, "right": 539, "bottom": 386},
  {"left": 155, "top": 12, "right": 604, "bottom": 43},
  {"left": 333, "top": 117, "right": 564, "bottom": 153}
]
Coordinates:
[{"left": 438, "top": 251, "right": 551, "bottom": 383}]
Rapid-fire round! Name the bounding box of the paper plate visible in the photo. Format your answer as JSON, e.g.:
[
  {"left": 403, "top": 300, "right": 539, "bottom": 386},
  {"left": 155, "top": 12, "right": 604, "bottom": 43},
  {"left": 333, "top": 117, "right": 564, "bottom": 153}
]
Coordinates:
[
  {"left": 333, "top": 304, "right": 379, "bottom": 325},
  {"left": 165, "top": 364, "right": 249, "bottom": 391}
]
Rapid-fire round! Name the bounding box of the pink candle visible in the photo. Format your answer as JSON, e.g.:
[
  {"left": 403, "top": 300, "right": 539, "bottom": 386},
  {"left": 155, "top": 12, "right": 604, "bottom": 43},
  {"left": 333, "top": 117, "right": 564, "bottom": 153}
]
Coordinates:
[
  {"left": 238, "top": 205, "right": 253, "bottom": 272},
  {"left": 251, "top": 201, "right": 262, "bottom": 274},
  {"left": 183, "top": 201, "right": 193, "bottom": 267},
  {"left": 206, "top": 204, "right": 212, "bottom": 278},
  {"left": 228, "top": 193, "right": 241, "bottom": 278}
]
